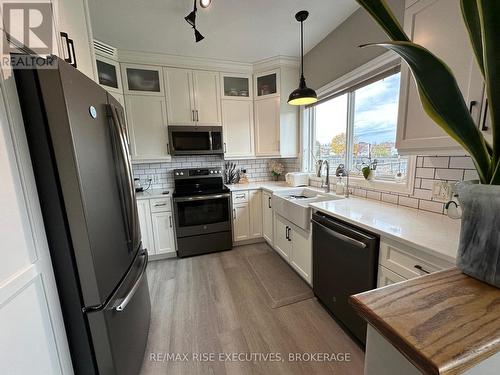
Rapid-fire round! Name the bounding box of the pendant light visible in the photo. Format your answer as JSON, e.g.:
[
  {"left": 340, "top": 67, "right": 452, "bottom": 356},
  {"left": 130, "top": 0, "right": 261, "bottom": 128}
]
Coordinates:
[{"left": 288, "top": 10, "right": 317, "bottom": 106}]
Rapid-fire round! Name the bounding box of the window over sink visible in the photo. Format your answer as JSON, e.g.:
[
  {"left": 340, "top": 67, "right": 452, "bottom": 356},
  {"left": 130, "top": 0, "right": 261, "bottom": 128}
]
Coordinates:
[{"left": 305, "top": 63, "right": 413, "bottom": 192}]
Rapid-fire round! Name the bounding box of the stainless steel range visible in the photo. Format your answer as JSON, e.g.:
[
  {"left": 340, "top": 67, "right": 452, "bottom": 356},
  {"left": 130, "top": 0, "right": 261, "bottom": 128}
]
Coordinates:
[{"left": 172, "top": 168, "right": 232, "bottom": 257}]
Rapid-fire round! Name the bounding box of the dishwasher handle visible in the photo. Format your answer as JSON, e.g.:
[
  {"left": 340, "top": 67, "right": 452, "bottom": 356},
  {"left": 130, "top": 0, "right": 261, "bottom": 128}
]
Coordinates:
[{"left": 313, "top": 220, "right": 367, "bottom": 249}]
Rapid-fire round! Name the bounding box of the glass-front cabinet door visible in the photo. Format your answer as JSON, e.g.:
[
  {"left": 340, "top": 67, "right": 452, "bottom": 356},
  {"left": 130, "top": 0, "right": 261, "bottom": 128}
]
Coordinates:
[
  {"left": 96, "top": 55, "right": 122, "bottom": 93},
  {"left": 254, "top": 69, "right": 280, "bottom": 99},
  {"left": 221, "top": 73, "right": 252, "bottom": 100},
  {"left": 121, "top": 63, "right": 164, "bottom": 96}
]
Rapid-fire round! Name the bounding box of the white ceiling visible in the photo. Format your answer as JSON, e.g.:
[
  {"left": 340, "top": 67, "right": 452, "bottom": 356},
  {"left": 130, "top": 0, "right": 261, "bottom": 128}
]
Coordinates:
[{"left": 87, "top": 0, "right": 359, "bottom": 63}]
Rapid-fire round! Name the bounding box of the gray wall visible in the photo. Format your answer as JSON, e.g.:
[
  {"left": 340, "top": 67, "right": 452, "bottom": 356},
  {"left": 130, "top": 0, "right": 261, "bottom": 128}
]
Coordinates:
[{"left": 304, "top": 0, "right": 405, "bottom": 90}]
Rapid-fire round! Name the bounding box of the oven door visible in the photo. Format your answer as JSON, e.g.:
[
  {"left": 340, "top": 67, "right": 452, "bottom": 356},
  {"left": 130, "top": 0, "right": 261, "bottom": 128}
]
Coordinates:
[
  {"left": 173, "top": 193, "right": 231, "bottom": 237},
  {"left": 168, "top": 126, "right": 223, "bottom": 155}
]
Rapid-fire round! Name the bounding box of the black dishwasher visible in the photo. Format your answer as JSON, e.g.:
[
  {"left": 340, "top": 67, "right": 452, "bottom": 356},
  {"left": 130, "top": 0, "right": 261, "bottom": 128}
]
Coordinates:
[{"left": 312, "top": 211, "right": 379, "bottom": 346}]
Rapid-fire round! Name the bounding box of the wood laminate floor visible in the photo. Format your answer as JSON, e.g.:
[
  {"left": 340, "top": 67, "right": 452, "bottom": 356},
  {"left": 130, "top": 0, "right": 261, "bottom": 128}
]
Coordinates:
[{"left": 140, "top": 243, "right": 364, "bottom": 375}]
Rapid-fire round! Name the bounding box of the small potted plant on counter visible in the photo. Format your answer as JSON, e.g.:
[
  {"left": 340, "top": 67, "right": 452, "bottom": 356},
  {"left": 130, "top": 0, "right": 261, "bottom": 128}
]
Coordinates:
[
  {"left": 355, "top": 0, "right": 500, "bottom": 287},
  {"left": 269, "top": 161, "right": 284, "bottom": 181}
]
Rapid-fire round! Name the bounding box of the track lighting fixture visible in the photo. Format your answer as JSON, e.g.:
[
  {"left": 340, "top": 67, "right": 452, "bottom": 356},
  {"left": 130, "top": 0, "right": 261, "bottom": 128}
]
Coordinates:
[
  {"left": 200, "top": 0, "right": 212, "bottom": 8},
  {"left": 184, "top": 0, "right": 205, "bottom": 42}
]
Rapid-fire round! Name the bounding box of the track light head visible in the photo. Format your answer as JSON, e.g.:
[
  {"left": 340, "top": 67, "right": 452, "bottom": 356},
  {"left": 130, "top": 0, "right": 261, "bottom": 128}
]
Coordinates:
[{"left": 194, "top": 28, "right": 205, "bottom": 42}]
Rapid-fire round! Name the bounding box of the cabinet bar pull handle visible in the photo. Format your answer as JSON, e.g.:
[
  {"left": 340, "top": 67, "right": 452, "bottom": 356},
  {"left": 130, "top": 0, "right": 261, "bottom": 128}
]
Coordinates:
[
  {"left": 285, "top": 226, "right": 289, "bottom": 240},
  {"left": 233, "top": 208, "right": 236, "bottom": 219},
  {"left": 154, "top": 203, "right": 167, "bottom": 207},
  {"left": 169, "top": 215, "right": 173, "bottom": 228},
  {"left": 414, "top": 265, "right": 431, "bottom": 274},
  {"left": 268, "top": 197, "right": 272, "bottom": 209},
  {"left": 482, "top": 99, "right": 489, "bottom": 131},
  {"left": 468, "top": 100, "right": 477, "bottom": 114},
  {"left": 224, "top": 142, "right": 227, "bottom": 153},
  {"left": 192, "top": 110, "right": 195, "bottom": 122},
  {"left": 287, "top": 227, "right": 291, "bottom": 241},
  {"left": 195, "top": 110, "right": 199, "bottom": 122}
]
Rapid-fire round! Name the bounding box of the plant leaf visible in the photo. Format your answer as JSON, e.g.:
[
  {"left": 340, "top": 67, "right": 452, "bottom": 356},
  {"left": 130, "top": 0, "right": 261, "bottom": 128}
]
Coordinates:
[
  {"left": 477, "top": 0, "right": 500, "bottom": 170},
  {"left": 460, "top": 0, "right": 484, "bottom": 77},
  {"left": 362, "top": 41, "right": 491, "bottom": 183},
  {"left": 355, "top": 0, "right": 409, "bottom": 41}
]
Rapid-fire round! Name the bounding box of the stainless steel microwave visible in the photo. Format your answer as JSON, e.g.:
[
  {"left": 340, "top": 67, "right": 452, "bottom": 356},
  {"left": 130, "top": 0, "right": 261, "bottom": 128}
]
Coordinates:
[{"left": 168, "top": 126, "right": 224, "bottom": 156}]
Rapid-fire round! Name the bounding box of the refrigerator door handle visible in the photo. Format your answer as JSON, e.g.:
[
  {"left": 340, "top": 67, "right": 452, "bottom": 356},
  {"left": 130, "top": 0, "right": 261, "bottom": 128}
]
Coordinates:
[
  {"left": 114, "top": 250, "right": 148, "bottom": 312},
  {"left": 83, "top": 249, "right": 148, "bottom": 313},
  {"left": 107, "top": 104, "right": 139, "bottom": 251}
]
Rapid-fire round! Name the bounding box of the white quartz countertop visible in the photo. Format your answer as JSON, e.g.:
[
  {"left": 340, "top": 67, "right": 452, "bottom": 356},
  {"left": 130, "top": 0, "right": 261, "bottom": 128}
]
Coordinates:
[
  {"left": 135, "top": 188, "right": 171, "bottom": 200},
  {"left": 310, "top": 197, "right": 461, "bottom": 263},
  {"left": 226, "top": 181, "right": 295, "bottom": 193}
]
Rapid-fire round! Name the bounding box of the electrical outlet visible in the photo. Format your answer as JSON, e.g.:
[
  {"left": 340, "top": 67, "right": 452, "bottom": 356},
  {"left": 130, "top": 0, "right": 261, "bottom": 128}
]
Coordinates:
[{"left": 432, "top": 181, "right": 452, "bottom": 201}]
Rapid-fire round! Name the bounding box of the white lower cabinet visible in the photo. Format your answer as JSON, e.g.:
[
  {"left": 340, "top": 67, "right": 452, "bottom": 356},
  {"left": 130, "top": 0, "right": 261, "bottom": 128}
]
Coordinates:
[
  {"left": 136, "top": 198, "right": 176, "bottom": 258},
  {"left": 273, "top": 214, "right": 291, "bottom": 261},
  {"left": 273, "top": 213, "right": 312, "bottom": 284},
  {"left": 233, "top": 204, "right": 250, "bottom": 242},
  {"left": 376, "top": 238, "right": 454, "bottom": 288},
  {"left": 136, "top": 199, "right": 154, "bottom": 254},
  {"left": 262, "top": 191, "right": 273, "bottom": 245},
  {"left": 232, "top": 190, "right": 263, "bottom": 243},
  {"left": 377, "top": 265, "right": 406, "bottom": 288},
  {"left": 151, "top": 211, "right": 175, "bottom": 255},
  {"left": 249, "top": 190, "right": 262, "bottom": 238}
]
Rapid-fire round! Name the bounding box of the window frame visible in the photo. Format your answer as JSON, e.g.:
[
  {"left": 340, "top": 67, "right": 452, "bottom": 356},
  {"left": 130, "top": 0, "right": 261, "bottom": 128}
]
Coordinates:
[{"left": 302, "top": 52, "right": 416, "bottom": 194}]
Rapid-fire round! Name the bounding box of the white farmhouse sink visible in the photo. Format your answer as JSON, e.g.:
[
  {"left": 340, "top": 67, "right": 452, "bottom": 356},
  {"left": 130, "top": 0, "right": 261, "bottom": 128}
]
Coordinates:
[{"left": 272, "top": 188, "right": 343, "bottom": 230}]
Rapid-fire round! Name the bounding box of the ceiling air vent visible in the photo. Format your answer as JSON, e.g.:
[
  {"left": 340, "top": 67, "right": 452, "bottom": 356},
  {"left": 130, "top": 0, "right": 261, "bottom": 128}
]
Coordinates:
[{"left": 93, "top": 40, "right": 117, "bottom": 59}]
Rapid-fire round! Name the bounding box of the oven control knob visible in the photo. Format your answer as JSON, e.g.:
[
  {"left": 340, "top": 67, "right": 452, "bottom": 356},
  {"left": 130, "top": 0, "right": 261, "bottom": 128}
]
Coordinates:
[
  {"left": 175, "top": 172, "right": 178, "bottom": 176},
  {"left": 180, "top": 172, "right": 184, "bottom": 176}
]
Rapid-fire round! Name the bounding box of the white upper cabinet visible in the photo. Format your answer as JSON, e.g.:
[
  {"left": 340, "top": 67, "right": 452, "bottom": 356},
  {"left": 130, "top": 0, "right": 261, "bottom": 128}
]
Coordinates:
[
  {"left": 222, "top": 99, "right": 254, "bottom": 158},
  {"left": 122, "top": 64, "right": 164, "bottom": 96},
  {"left": 253, "top": 66, "right": 299, "bottom": 157},
  {"left": 396, "top": 0, "right": 484, "bottom": 154},
  {"left": 53, "top": 0, "right": 97, "bottom": 80},
  {"left": 254, "top": 69, "right": 280, "bottom": 99},
  {"left": 124, "top": 95, "right": 169, "bottom": 162},
  {"left": 221, "top": 73, "right": 252, "bottom": 100},
  {"left": 164, "top": 68, "right": 221, "bottom": 126},
  {"left": 95, "top": 53, "right": 122, "bottom": 94},
  {"left": 193, "top": 70, "right": 221, "bottom": 125},
  {"left": 164, "top": 68, "right": 195, "bottom": 125},
  {"left": 254, "top": 97, "right": 281, "bottom": 156}
]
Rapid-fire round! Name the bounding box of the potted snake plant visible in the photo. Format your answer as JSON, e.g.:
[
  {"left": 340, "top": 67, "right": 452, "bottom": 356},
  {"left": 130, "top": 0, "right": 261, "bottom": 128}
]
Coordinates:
[{"left": 355, "top": 0, "right": 500, "bottom": 287}]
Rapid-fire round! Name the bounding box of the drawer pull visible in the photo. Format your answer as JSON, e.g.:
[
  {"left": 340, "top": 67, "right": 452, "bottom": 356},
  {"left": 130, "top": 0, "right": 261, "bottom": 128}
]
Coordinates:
[
  {"left": 154, "top": 203, "right": 167, "bottom": 207},
  {"left": 236, "top": 194, "right": 245, "bottom": 198},
  {"left": 414, "top": 264, "right": 431, "bottom": 274}
]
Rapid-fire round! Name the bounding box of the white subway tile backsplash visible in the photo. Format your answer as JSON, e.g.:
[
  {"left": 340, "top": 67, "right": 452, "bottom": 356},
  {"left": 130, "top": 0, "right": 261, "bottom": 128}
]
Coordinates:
[
  {"left": 381, "top": 193, "right": 398, "bottom": 204},
  {"left": 412, "top": 188, "right": 433, "bottom": 200},
  {"left": 398, "top": 196, "right": 419, "bottom": 209},
  {"left": 418, "top": 200, "right": 444, "bottom": 214},
  {"left": 463, "top": 169, "right": 479, "bottom": 181},
  {"left": 415, "top": 168, "right": 435, "bottom": 179},
  {"left": 132, "top": 156, "right": 300, "bottom": 189},
  {"left": 366, "top": 191, "right": 382, "bottom": 201},
  {"left": 423, "top": 156, "right": 449, "bottom": 168},
  {"left": 434, "top": 168, "right": 463, "bottom": 181},
  {"left": 449, "top": 156, "right": 474, "bottom": 169},
  {"left": 420, "top": 179, "right": 435, "bottom": 190}
]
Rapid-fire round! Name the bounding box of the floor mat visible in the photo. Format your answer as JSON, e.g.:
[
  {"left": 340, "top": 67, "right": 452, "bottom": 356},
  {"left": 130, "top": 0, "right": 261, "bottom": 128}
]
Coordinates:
[{"left": 246, "top": 250, "right": 313, "bottom": 308}]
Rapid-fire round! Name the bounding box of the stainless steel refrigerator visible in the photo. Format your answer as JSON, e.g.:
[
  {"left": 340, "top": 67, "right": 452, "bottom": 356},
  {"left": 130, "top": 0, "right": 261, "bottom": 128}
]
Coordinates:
[{"left": 14, "top": 57, "right": 151, "bottom": 375}]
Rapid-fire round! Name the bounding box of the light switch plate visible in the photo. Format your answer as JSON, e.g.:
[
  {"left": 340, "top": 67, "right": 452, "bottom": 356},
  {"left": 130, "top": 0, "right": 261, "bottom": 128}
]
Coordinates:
[{"left": 432, "top": 181, "right": 452, "bottom": 201}]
